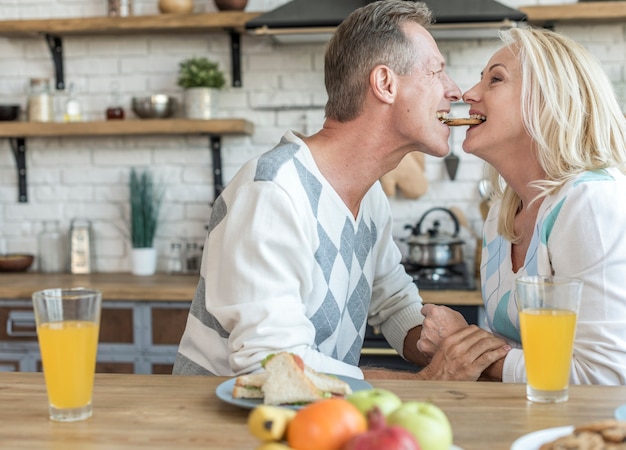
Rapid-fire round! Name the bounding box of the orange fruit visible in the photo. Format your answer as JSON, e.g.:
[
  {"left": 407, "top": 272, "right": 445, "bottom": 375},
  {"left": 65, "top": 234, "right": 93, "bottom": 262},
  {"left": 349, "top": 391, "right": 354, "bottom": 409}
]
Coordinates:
[{"left": 286, "top": 398, "right": 367, "bottom": 450}]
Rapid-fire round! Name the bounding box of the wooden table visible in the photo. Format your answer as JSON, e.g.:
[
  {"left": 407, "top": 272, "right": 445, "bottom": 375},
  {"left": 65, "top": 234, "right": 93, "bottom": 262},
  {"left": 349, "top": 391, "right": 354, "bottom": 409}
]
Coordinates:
[{"left": 0, "top": 372, "right": 623, "bottom": 450}]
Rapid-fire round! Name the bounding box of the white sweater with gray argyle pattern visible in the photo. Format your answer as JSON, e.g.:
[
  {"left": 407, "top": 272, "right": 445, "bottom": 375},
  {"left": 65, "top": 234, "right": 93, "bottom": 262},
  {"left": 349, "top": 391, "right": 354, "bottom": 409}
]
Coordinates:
[{"left": 173, "top": 131, "right": 425, "bottom": 378}]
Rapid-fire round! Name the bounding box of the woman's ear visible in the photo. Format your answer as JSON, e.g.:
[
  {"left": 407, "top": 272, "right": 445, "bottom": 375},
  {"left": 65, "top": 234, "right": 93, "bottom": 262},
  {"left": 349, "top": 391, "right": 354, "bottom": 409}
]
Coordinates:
[{"left": 370, "top": 65, "right": 396, "bottom": 104}]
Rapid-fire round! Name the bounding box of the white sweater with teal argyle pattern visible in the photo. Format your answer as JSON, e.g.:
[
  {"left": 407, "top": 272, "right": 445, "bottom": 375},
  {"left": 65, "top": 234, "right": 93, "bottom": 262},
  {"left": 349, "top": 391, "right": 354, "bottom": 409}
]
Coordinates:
[
  {"left": 173, "top": 131, "right": 424, "bottom": 378},
  {"left": 482, "top": 167, "right": 626, "bottom": 385}
]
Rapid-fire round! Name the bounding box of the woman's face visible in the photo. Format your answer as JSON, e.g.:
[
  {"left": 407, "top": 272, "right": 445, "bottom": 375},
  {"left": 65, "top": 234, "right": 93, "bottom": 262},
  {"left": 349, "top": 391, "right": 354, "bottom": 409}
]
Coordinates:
[{"left": 461, "top": 45, "right": 532, "bottom": 167}]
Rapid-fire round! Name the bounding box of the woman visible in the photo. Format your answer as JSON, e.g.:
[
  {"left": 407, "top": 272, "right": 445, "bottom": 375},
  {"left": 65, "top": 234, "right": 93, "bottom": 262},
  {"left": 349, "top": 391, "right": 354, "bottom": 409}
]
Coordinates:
[{"left": 419, "top": 26, "right": 626, "bottom": 385}]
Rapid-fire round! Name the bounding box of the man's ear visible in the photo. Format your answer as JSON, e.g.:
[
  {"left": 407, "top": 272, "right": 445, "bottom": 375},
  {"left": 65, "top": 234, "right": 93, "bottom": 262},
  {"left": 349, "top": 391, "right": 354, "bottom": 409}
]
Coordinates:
[{"left": 370, "top": 65, "right": 396, "bottom": 104}]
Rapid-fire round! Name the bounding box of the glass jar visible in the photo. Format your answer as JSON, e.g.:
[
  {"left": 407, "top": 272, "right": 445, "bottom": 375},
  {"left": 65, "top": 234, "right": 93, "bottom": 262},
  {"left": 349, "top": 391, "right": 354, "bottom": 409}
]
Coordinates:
[
  {"left": 64, "top": 82, "right": 83, "bottom": 122},
  {"left": 186, "top": 242, "right": 202, "bottom": 273},
  {"left": 108, "top": 0, "right": 133, "bottom": 17},
  {"left": 167, "top": 241, "right": 185, "bottom": 274},
  {"left": 28, "top": 78, "right": 54, "bottom": 122},
  {"left": 38, "top": 220, "right": 67, "bottom": 273},
  {"left": 106, "top": 81, "right": 125, "bottom": 120}
]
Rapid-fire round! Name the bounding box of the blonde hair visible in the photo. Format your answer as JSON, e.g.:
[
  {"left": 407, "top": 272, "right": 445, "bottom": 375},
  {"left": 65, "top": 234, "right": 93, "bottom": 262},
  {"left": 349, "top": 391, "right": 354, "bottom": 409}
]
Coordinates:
[
  {"left": 489, "top": 26, "right": 626, "bottom": 242},
  {"left": 324, "top": 0, "right": 432, "bottom": 122}
]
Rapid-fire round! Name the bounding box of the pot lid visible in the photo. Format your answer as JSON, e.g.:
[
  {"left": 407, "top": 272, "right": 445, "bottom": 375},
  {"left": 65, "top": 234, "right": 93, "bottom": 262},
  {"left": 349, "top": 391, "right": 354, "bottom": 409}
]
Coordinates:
[{"left": 407, "top": 222, "right": 465, "bottom": 246}]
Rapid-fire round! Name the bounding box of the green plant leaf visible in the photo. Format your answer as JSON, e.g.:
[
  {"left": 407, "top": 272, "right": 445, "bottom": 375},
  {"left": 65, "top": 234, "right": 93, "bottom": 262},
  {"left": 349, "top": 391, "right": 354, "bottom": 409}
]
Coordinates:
[
  {"left": 177, "top": 56, "right": 226, "bottom": 89},
  {"left": 130, "top": 168, "right": 164, "bottom": 248}
]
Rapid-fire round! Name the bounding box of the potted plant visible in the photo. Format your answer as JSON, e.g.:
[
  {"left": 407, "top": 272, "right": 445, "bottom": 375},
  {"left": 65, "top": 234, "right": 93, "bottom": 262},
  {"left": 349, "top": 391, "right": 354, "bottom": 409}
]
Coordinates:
[
  {"left": 129, "top": 168, "right": 164, "bottom": 275},
  {"left": 177, "top": 56, "right": 226, "bottom": 119}
]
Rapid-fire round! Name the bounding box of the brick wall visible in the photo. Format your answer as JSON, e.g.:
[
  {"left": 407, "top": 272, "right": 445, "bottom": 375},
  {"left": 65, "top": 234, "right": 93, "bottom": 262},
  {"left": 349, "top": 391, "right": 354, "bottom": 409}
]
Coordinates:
[{"left": 1, "top": 0, "right": 624, "bottom": 273}]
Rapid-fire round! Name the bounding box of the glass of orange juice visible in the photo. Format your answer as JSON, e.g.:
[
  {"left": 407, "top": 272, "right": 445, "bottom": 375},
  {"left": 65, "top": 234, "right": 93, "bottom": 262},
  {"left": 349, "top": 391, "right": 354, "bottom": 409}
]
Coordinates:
[
  {"left": 32, "top": 288, "right": 102, "bottom": 421},
  {"left": 515, "top": 276, "right": 582, "bottom": 403}
]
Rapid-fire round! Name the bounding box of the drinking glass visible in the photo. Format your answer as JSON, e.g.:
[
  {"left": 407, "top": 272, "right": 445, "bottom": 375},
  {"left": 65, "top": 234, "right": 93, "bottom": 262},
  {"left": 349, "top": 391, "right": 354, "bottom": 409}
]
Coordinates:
[
  {"left": 516, "top": 276, "right": 582, "bottom": 403},
  {"left": 32, "top": 288, "right": 102, "bottom": 421}
]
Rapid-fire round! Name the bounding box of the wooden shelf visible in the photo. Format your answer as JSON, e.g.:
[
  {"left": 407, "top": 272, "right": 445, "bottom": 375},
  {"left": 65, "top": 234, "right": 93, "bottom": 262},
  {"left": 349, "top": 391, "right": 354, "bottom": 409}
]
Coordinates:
[
  {"left": 4, "top": 119, "right": 253, "bottom": 203},
  {"left": 0, "top": 119, "right": 254, "bottom": 138},
  {"left": 521, "top": 1, "right": 626, "bottom": 24},
  {"left": 0, "top": 12, "right": 261, "bottom": 38}
]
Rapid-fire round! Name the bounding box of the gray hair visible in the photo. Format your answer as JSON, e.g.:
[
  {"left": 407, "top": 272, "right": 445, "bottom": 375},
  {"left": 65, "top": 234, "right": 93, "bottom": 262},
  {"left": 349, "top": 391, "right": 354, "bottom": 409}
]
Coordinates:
[{"left": 324, "top": 0, "right": 433, "bottom": 122}]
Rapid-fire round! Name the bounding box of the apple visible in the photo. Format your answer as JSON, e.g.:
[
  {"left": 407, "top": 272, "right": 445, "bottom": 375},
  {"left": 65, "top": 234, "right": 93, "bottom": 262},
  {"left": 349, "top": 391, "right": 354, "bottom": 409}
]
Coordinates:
[
  {"left": 347, "top": 388, "right": 403, "bottom": 417},
  {"left": 342, "top": 406, "right": 421, "bottom": 450},
  {"left": 387, "top": 401, "right": 453, "bottom": 450}
]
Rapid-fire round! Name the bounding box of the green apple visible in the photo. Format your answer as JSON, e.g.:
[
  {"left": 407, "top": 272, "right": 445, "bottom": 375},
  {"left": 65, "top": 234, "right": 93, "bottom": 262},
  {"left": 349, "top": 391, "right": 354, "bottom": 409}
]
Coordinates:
[
  {"left": 346, "top": 388, "right": 403, "bottom": 417},
  {"left": 387, "top": 401, "right": 453, "bottom": 450}
]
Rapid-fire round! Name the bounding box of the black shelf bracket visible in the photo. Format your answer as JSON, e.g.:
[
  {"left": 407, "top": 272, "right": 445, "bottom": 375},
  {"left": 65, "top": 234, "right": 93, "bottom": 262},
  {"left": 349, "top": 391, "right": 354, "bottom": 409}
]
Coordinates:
[
  {"left": 229, "top": 29, "right": 242, "bottom": 88},
  {"left": 45, "top": 34, "right": 65, "bottom": 90},
  {"left": 10, "top": 138, "right": 28, "bottom": 203},
  {"left": 209, "top": 135, "right": 224, "bottom": 203}
]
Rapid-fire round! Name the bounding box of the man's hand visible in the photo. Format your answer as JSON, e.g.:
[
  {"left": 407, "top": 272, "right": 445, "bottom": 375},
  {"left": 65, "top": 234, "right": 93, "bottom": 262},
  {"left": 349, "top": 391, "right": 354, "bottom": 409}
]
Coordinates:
[
  {"left": 416, "top": 326, "right": 510, "bottom": 381},
  {"left": 417, "top": 304, "right": 468, "bottom": 358}
]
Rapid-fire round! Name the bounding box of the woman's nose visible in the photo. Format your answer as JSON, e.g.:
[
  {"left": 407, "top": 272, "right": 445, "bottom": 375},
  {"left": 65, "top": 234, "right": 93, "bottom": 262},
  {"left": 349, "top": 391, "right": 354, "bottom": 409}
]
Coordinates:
[{"left": 462, "top": 86, "right": 478, "bottom": 104}]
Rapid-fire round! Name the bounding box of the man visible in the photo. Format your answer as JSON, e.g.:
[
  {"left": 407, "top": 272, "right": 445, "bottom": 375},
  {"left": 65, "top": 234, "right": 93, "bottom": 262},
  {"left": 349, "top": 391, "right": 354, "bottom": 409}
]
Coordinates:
[{"left": 173, "top": 0, "right": 509, "bottom": 380}]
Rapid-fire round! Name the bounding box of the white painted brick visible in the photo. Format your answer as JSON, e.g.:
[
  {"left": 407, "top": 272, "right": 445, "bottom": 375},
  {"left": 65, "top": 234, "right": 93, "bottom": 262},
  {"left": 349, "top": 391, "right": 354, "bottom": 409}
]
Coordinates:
[{"left": 2, "top": 1, "right": 626, "bottom": 271}]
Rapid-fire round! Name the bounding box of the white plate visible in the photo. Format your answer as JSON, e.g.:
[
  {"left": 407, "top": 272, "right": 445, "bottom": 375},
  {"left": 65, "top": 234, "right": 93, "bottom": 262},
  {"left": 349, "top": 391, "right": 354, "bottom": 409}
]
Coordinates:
[
  {"left": 215, "top": 375, "right": 373, "bottom": 410},
  {"left": 616, "top": 404, "right": 626, "bottom": 420},
  {"left": 510, "top": 426, "right": 574, "bottom": 450}
]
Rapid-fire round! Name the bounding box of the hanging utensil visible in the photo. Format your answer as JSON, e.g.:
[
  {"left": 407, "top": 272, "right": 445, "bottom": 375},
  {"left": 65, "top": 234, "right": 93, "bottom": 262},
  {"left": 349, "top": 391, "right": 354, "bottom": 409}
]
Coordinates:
[
  {"left": 478, "top": 179, "right": 493, "bottom": 220},
  {"left": 444, "top": 151, "right": 460, "bottom": 180}
]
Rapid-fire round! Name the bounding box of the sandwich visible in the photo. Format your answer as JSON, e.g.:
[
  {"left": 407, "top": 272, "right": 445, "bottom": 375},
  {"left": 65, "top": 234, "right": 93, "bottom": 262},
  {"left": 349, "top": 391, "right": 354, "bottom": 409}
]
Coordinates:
[{"left": 232, "top": 352, "right": 352, "bottom": 406}]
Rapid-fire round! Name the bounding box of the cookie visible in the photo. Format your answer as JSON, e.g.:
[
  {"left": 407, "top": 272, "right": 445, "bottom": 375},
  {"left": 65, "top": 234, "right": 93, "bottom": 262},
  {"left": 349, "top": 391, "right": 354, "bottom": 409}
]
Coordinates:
[{"left": 540, "top": 421, "right": 626, "bottom": 449}]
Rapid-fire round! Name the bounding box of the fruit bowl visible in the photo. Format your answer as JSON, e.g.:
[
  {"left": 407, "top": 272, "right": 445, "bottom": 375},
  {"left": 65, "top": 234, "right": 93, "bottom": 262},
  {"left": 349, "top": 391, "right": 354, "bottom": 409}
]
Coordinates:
[
  {"left": 0, "top": 254, "right": 34, "bottom": 272},
  {"left": 131, "top": 95, "right": 177, "bottom": 119}
]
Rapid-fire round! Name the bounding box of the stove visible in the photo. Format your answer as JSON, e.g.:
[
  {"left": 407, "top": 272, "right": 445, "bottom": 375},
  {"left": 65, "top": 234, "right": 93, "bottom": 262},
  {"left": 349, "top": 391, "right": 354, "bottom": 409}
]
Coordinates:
[{"left": 402, "top": 261, "right": 476, "bottom": 291}]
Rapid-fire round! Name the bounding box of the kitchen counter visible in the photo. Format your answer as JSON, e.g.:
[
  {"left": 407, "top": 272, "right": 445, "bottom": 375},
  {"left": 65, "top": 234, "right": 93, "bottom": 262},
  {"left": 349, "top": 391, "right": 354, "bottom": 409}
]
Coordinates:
[
  {"left": 1, "top": 372, "right": 624, "bottom": 450},
  {"left": 0, "top": 272, "right": 482, "bottom": 373},
  {"left": 0, "top": 272, "right": 483, "bottom": 306}
]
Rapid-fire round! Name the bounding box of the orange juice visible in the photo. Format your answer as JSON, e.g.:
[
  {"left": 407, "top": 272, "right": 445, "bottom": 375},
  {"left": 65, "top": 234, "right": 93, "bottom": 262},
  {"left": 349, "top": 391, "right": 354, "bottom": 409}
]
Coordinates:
[
  {"left": 37, "top": 321, "right": 99, "bottom": 409},
  {"left": 519, "top": 308, "right": 577, "bottom": 391}
]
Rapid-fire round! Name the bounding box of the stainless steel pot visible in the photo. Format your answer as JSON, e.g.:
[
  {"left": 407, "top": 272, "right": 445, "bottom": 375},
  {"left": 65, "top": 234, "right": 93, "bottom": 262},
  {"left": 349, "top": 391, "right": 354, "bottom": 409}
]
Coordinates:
[{"left": 404, "top": 207, "right": 465, "bottom": 267}]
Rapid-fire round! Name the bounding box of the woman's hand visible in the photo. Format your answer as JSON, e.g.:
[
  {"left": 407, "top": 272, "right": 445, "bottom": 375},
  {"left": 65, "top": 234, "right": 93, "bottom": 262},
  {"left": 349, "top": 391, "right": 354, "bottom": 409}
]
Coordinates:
[{"left": 417, "top": 304, "right": 469, "bottom": 358}]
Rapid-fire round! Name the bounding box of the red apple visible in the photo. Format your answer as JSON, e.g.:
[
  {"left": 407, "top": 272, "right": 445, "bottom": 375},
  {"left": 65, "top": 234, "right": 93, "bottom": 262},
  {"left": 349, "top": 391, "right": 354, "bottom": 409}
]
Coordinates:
[{"left": 342, "top": 406, "right": 420, "bottom": 450}]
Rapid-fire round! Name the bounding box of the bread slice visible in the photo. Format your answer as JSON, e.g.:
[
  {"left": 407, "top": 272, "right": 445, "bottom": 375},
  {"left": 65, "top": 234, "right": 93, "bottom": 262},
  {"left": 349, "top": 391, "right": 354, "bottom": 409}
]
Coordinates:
[
  {"left": 232, "top": 372, "right": 268, "bottom": 399},
  {"left": 262, "top": 352, "right": 324, "bottom": 405},
  {"left": 304, "top": 367, "right": 352, "bottom": 397}
]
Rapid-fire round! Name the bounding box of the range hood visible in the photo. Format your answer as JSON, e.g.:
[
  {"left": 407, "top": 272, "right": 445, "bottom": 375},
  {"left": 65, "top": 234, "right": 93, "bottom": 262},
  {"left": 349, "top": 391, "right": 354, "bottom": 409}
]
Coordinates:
[{"left": 246, "top": 0, "right": 527, "bottom": 42}]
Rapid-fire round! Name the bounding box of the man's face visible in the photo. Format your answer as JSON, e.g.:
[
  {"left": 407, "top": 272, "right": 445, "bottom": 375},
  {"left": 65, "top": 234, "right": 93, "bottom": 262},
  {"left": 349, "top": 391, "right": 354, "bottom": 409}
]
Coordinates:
[{"left": 391, "top": 23, "right": 462, "bottom": 158}]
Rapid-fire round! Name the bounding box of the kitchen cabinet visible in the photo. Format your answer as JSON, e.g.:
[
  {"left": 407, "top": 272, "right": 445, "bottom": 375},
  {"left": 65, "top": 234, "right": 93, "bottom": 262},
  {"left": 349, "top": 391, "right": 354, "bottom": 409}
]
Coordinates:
[
  {"left": 0, "top": 273, "right": 197, "bottom": 374},
  {"left": 0, "top": 298, "right": 189, "bottom": 374},
  {"left": 0, "top": 272, "right": 483, "bottom": 374},
  {"left": 0, "top": 11, "right": 260, "bottom": 203}
]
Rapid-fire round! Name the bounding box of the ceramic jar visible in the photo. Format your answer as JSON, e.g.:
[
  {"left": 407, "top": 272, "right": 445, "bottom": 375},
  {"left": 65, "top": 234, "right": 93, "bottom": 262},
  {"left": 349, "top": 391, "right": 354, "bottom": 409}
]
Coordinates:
[{"left": 158, "top": 0, "right": 194, "bottom": 14}]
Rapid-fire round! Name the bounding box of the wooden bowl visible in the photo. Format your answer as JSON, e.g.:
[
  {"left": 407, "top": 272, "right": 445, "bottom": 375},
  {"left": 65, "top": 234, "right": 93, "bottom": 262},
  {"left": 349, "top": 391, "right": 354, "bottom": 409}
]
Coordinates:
[{"left": 0, "top": 254, "right": 35, "bottom": 272}]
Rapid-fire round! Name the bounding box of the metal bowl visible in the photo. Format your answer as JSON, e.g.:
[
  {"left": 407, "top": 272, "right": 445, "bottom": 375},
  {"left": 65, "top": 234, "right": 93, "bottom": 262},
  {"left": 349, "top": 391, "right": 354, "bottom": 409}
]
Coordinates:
[
  {"left": 0, "top": 254, "right": 34, "bottom": 272},
  {"left": 0, "top": 104, "right": 21, "bottom": 121},
  {"left": 131, "top": 95, "right": 176, "bottom": 119}
]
